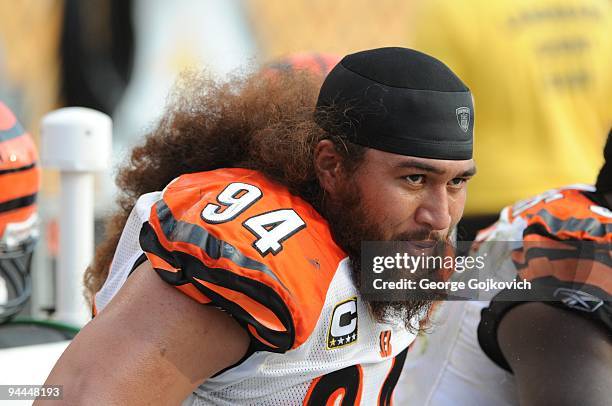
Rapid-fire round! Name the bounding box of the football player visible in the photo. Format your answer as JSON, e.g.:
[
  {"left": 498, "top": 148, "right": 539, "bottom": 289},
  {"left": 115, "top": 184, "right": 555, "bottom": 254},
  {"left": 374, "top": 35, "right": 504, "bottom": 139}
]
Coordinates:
[
  {"left": 0, "top": 101, "right": 40, "bottom": 325},
  {"left": 39, "top": 48, "right": 476, "bottom": 405},
  {"left": 397, "top": 132, "right": 611, "bottom": 406}
]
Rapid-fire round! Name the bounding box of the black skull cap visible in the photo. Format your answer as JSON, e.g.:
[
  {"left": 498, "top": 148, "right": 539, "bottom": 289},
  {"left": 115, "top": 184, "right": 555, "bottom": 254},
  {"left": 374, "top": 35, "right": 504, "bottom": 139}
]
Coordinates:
[{"left": 315, "top": 47, "right": 474, "bottom": 160}]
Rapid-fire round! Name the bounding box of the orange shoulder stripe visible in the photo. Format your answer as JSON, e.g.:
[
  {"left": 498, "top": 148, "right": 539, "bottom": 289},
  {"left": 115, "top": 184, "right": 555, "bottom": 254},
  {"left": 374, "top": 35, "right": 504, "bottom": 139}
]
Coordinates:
[{"left": 148, "top": 168, "right": 346, "bottom": 350}]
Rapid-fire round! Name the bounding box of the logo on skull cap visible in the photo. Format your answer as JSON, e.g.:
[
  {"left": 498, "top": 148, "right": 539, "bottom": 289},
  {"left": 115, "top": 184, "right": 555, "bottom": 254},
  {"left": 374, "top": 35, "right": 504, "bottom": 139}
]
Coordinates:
[{"left": 456, "top": 107, "right": 470, "bottom": 133}]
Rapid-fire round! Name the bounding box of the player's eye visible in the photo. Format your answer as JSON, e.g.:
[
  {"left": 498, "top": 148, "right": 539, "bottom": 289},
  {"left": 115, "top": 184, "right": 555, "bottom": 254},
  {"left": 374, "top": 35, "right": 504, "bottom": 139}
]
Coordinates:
[
  {"left": 404, "top": 174, "right": 425, "bottom": 185},
  {"left": 448, "top": 177, "right": 468, "bottom": 188}
]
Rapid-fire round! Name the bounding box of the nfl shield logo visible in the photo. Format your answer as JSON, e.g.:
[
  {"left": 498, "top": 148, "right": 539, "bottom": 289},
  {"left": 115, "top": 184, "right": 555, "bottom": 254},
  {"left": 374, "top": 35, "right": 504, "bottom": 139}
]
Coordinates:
[{"left": 456, "top": 107, "right": 470, "bottom": 133}]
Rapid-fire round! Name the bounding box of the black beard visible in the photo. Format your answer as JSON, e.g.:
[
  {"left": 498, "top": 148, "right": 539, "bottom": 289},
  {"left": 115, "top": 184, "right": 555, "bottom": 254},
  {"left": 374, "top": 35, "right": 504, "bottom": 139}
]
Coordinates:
[{"left": 321, "top": 175, "right": 448, "bottom": 330}]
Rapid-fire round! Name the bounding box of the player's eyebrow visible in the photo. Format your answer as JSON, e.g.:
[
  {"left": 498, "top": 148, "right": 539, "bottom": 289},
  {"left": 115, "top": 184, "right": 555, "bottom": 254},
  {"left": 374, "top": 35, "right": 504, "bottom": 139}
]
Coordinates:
[
  {"left": 395, "top": 160, "right": 477, "bottom": 177},
  {"left": 459, "top": 166, "right": 477, "bottom": 177},
  {"left": 395, "top": 160, "right": 445, "bottom": 174}
]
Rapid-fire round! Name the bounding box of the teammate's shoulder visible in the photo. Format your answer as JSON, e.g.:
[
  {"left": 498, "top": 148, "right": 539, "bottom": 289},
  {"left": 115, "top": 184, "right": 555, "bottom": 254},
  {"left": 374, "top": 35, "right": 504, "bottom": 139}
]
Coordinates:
[
  {"left": 475, "top": 185, "right": 611, "bottom": 243},
  {"left": 477, "top": 185, "right": 612, "bottom": 371},
  {"left": 506, "top": 185, "right": 610, "bottom": 241},
  {"left": 508, "top": 185, "right": 596, "bottom": 219}
]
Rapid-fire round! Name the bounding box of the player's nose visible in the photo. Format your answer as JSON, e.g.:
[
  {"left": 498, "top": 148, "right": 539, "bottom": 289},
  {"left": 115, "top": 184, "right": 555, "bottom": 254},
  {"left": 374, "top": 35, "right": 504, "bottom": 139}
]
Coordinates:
[{"left": 414, "top": 189, "right": 451, "bottom": 232}]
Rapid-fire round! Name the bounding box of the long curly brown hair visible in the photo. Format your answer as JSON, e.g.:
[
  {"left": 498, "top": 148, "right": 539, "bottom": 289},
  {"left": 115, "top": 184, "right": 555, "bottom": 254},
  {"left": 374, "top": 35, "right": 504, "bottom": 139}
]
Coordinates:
[{"left": 84, "top": 69, "right": 365, "bottom": 302}]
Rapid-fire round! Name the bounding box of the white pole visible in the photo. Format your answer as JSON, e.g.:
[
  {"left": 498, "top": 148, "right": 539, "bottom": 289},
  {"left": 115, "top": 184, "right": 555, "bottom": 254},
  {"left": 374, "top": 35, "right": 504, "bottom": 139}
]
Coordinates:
[
  {"left": 41, "top": 108, "right": 112, "bottom": 327},
  {"left": 56, "top": 172, "right": 94, "bottom": 325}
]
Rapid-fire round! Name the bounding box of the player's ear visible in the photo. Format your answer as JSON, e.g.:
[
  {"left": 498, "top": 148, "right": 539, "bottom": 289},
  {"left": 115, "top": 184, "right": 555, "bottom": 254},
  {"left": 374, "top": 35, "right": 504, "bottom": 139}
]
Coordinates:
[{"left": 314, "top": 139, "right": 344, "bottom": 193}]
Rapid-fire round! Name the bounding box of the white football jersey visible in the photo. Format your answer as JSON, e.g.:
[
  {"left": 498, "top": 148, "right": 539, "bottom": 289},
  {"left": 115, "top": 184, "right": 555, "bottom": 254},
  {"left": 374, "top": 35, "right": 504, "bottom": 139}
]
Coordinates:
[
  {"left": 95, "top": 168, "right": 417, "bottom": 405},
  {"left": 395, "top": 301, "right": 518, "bottom": 406}
]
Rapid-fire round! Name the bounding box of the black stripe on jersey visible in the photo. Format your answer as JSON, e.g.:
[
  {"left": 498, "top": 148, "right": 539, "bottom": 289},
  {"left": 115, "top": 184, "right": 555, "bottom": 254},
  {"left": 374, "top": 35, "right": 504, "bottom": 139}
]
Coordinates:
[
  {"left": 140, "top": 222, "right": 295, "bottom": 353},
  {"left": 139, "top": 224, "right": 181, "bottom": 273},
  {"left": 525, "top": 248, "right": 611, "bottom": 268},
  {"left": 522, "top": 223, "right": 612, "bottom": 261},
  {"left": 524, "top": 246, "right": 581, "bottom": 262},
  {"left": 478, "top": 277, "right": 611, "bottom": 373},
  {"left": 515, "top": 242, "right": 612, "bottom": 268},
  {"left": 0, "top": 193, "right": 36, "bottom": 214},
  {"left": 522, "top": 222, "right": 564, "bottom": 241},
  {"left": 0, "top": 162, "right": 36, "bottom": 176},
  {"left": 378, "top": 347, "right": 409, "bottom": 406},
  {"left": 581, "top": 190, "right": 611, "bottom": 210},
  {"left": 127, "top": 253, "right": 148, "bottom": 278},
  {"left": 0, "top": 122, "right": 25, "bottom": 142},
  {"left": 153, "top": 201, "right": 289, "bottom": 292},
  {"left": 528, "top": 209, "right": 611, "bottom": 238},
  {"left": 305, "top": 364, "right": 362, "bottom": 405},
  {"left": 160, "top": 252, "right": 294, "bottom": 353}
]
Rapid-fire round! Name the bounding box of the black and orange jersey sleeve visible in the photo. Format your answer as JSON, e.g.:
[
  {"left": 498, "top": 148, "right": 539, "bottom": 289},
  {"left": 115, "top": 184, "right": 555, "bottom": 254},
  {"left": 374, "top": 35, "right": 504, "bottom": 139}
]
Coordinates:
[
  {"left": 139, "top": 168, "right": 345, "bottom": 353},
  {"left": 478, "top": 187, "right": 612, "bottom": 372}
]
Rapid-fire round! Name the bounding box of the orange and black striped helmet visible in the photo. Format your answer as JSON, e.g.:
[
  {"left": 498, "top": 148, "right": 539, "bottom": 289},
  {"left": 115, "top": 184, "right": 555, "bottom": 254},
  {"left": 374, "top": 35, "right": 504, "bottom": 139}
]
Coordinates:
[
  {"left": 0, "top": 101, "right": 40, "bottom": 251},
  {"left": 0, "top": 101, "right": 40, "bottom": 323}
]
